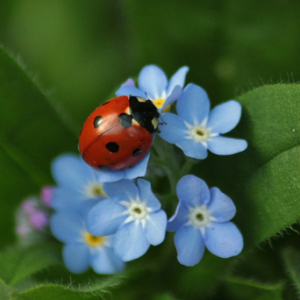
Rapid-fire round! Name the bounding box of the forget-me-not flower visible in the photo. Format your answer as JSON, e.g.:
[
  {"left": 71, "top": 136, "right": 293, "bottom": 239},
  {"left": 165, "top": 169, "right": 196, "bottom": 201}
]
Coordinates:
[
  {"left": 168, "top": 175, "right": 243, "bottom": 266},
  {"left": 87, "top": 179, "right": 167, "bottom": 262},
  {"left": 50, "top": 153, "right": 150, "bottom": 216},
  {"left": 159, "top": 83, "right": 248, "bottom": 159},
  {"left": 50, "top": 211, "right": 124, "bottom": 274},
  {"left": 50, "top": 154, "right": 109, "bottom": 216},
  {"left": 116, "top": 65, "right": 189, "bottom": 111}
]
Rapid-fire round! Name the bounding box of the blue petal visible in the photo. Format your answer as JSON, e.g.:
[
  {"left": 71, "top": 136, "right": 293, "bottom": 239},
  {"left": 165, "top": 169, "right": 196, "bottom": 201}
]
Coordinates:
[
  {"left": 162, "top": 85, "right": 182, "bottom": 111},
  {"left": 167, "top": 201, "right": 190, "bottom": 232},
  {"left": 51, "top": 187, "right": 83, "bottom": 211},
  {"left": 50, "top": 212, "right": 84, "bottom": 243},
  {"left": 138, "top": 65, "right": 167, "bottom": 99},
  {"left": 86, "top": 199, "right": 127, "bottom": 236},
  {"left": 176, "top": 175, "right": 210, "bottom": 206},
  {"left": 205, "top": 222, "right": 243, "bottom": 258},
  {"left": 63, "top": 243, "right": 89, "bottom": 274},
  {"left": 103, "top": 179, "right": 138, "bottom": 203},
  {"left": 167, "top": 66, "right": 189, "bottom": 96},
  {"left": 121, "top": 78, "right": 135, "bottom": 87},
  {"left": 175, "top": 137, "right": 208, "bottom": 159},
  {"left": 137, "top": 179, "right": 161, "bottom": 210},
  {"left": 114, "top": 222, "right": 150, "bottom": 261},
  {"left": 143, "top": 210, "right": 167, "bottom": 245},
  {"left": 208, "top": 187, "right": 236, "bottom": 222},
  {"left": 174, "top": 226, "right": 205, "bottom": 266},
  {"left": 207, "top": 136, "right": 248, "bottom": 155},
  {"left": 115, "top": 85, "right": 146, "bottom": 98},
  {"left": 91, "top": 247, "right": 125, "bottom": 274},
  {"left": 176, "top": 83, "right": 210, "bottom": 125},
  {"left": 51, "top": 154, "right": 95, "bottom": 190},
  {"left": 207, "top": 100, "right": 242, "bottom": 134},
  {"left": 158, "top": 113, "right": 186, "bottom": 144},
  {"left": 51, "top": 188, "right": 101, "bottom": 218},
  {"left": 94, "top": 167, "right": 125, "bottom": 183},
  {"left": 124, "top": 152, "right": 150, "bottom": 179}
]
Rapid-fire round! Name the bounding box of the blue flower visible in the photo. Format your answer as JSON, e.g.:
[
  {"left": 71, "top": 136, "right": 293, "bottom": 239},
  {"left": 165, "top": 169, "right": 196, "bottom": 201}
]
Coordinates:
[
  {"left": 50, "top": 154, "right": 109, "bottom": 216},
  {"left": 50, "top": 211, "right": 124, "bottom": 274},
  {"left": 87, "top": 179, "right": 167, "bottom": 262},
  {"left": 116, "top": 65, "right": 189, "bottom": 111},
  {"left": 159, "top": 83, "right": 248, "bottom": 159},
  {"left": 168, "top": 175, "right": 243, "bottom": 266},
  {"left": 50, "top": 153, "right": 150, "bottom": 216},
  {"left": 93, "top": 152, "right": 150, "bottom": 183}
]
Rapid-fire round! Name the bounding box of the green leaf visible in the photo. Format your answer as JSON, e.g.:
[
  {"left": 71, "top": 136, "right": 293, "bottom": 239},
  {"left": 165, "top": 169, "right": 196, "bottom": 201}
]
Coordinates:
[
  {"left": 0, "top": 243, "right": 60, "bottom": 286},
  {"left": 224, "top": 276, "right": 283, "bottom": 300},
  {"left": 0, "top": 46, "right": 78, "bottom": 247},
  {"left": 198, "top": 84, "right": 300, "bottom": 249},
  {"left": 282, "top": 247, "right": 300, "bottom": 297},
  {"left": 0, "top": 279, "right": 11, "bottom": 300},
  {"left": 16, "top": 274, "right": 125, "bottom": 300},
  {"left": 236, "top": 84, "right": 300, "bottom": 247}
]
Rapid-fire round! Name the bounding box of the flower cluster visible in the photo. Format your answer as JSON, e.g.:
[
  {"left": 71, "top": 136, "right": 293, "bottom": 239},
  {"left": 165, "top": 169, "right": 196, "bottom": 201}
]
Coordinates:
[
  {"left": 15, "top": 191, "right": 51, "bottom": 245},
  {"left": 17, "top": 65, "right": 247, "bottom": 274}
]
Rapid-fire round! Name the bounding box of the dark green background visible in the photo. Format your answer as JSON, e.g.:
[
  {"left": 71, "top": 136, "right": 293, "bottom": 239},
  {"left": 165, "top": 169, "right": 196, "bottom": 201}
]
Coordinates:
[{"left": 1, "top": 0, "right": 299, "bottom": 123}]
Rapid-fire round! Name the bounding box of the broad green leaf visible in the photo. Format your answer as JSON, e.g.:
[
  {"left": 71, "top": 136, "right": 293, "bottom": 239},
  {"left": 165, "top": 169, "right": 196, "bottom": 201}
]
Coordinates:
[
  {"left": 197, "top": 84, "right": 300, "bottom": 249},
  {"left": 224, "top": 276, "right": 283, "bottom": 300},
  {"left": 0, "top": 243, "right": 60, "bottom": 286},
  {"left": 16, "top": 274, "right": 125, "bottom": 300},
  {"left": 0, "top": 46, "right": 78, "bottom": 247},
  {"left": 282, "top": 247, "right": 300, "bottom": 297},
  {"left": 0, "top": 279, "right": 11, "bottom": 300}
]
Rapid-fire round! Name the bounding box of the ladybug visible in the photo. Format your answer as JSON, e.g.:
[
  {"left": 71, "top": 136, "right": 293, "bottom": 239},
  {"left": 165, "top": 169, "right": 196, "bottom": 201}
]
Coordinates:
[{"left": 79, "top": 95, "right": 160, "bottom": 170}]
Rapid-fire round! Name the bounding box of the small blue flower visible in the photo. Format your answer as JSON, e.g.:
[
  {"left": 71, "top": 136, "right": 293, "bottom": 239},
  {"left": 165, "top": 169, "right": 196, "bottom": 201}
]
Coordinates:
[
  {"left": 50, "top": 211, "right": 124, "bottom": 274},
  {"left": 168, "top": 175, "right": 243, "bottom": 266},
  {"left": 116, "top": 65, "right": 189, "bottom": 111},
  {"left": 50, "top": 154, "right": 109, "bottom": 216},
  {"left": 51, "top": 153, "right": 150, "bottom": 216},
  {"left": 87, "top": 179, "right": 167, "bottom": 262},
  {"left": 159, "top": 83, "right": 248, "bottom": 159}
]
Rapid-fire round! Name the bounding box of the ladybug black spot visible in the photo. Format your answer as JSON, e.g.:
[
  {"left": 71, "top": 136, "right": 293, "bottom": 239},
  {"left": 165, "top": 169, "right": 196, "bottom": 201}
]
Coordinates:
[
  {"left": 133, "top": 148, "right": 143, "bottom": 157},
  {"left": 94, "top": 116, "right": 102, "bottom": 128},
  {"left": 119, "top": 113, "right": 133, "bottom": 128},
  {"left": 106, "top": 142, "right": 119, "bottom": 153}
]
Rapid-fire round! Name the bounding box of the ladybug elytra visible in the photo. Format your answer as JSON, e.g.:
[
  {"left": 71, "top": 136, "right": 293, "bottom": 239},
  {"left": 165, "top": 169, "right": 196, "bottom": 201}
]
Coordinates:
[{"left": 78, "top": 95, "right": 160, "bottom": 171}]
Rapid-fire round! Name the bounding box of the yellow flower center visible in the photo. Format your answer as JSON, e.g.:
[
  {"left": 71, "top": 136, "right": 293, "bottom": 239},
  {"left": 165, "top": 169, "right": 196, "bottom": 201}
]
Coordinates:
[
  {"left": 85, "top": 232, "right": 105, "bottom": 247},
  {"left": 152, "top": 98, "right": 171, "bottom": 112}
]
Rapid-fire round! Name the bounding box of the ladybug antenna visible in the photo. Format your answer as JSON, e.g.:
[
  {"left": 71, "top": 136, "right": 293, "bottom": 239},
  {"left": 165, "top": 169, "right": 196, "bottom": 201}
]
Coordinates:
[
  {"left": 158, "top": 114, "right": 167, "bottom": 129},
  {"left": 144, "top": 92, "right": 150, "bottom": 100}
]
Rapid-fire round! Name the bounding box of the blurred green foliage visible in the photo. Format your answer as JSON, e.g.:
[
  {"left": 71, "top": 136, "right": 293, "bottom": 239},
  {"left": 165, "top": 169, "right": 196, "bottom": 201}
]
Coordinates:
[
  {"left": 1, "top": 1, "right": 300, "bottom": 299},
  {"left": 1, "top": 0, "right": 300, "bottom": 122}
]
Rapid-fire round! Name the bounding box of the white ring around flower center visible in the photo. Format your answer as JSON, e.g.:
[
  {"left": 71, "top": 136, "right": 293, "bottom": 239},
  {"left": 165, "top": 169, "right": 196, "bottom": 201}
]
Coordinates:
[
  {"left": 189, "top": 125, "right": 211, "bottom": 142},
  {"left": 188, "top": 205, "right": 211, "bottom": 228},
  {"left": 184, "top": 118, "right": 218, "bottom": 144},
  {"left": 84, "top": 182, "right": 106, "bottom": 199},
  {"left": 127, "top": 201, "right": 149, "bottom": 220}
]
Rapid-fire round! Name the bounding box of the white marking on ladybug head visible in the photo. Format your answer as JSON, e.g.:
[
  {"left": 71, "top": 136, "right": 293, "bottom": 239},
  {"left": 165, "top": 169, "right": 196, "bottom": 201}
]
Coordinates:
[
  {"left": 136, "top": 97, "right": 146, "bottom": 103},
  {"left": 151, "top": 118, "right": 159, "bottom": 130},
  {"left": 132, "top": 119, "right": 140, "bottom": 126},
  {"left": 125, "top": 107, "right": 132, "bottom": 115}
]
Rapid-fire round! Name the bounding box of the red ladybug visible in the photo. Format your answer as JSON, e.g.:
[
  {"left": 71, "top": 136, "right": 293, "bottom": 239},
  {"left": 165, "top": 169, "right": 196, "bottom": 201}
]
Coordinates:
[{"left": 79, "top": 95, "right": 160, "bottom": 170}]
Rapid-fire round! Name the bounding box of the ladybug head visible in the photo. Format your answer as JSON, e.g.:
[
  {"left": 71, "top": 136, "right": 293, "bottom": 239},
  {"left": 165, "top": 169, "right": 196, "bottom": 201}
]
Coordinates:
[{"left": 129, "top": 96, "right": 160, "bottom": 133}]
